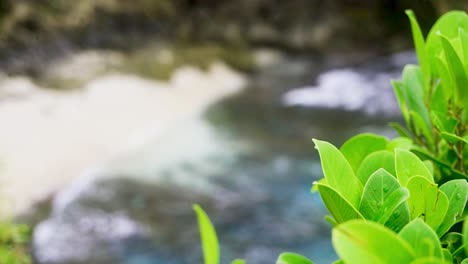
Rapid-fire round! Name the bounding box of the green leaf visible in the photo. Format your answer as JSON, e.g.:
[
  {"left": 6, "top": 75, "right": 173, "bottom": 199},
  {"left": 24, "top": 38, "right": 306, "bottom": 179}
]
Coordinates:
[
  {"left": 426, "top": 11, "right": 468, "bottom": 76},
  {"left": 431, "top": 111, "right": 458, "bottom": 133},
  {"left": 339, "top": 134, "right": 388, "bottom": 173},
  {"left": 392, "top": 80, "right": 411, "bottom": 127},
  {"left": 410, "top": 257, "right": 449, "bottom": 264},
  {"left": 437, "top": 180, "right": 468, "bottom": 236},
  {"left": 460, "top": 28, "right": 468, "bottom": 74},
  {"left": 441, "top": 248, "right": 452, "bottom": 263},
  {"left": 429, "top": 82, "right": 448, "bottom": 113},
  {"left": 356, "top": 150, "right": 395, "bottom": 185},
  {"left": 276, "top": 252, "right": 314, "bottom": 264},
  {"left": 406, "top": 176, "right": 449, "bottom": 231},
  {"left": 395, "top": 149, "right": 433, "bottom": 186},
  {"left": 439, "top": 33, "right": 468, "bottom": 108},
  {"left": 316, "top": 183, "right": 364, "bottom": 223},
  {"left": 314, "top": 139, "right": 363, "bottom": 207},
  {"left": 332, "top": 220, "right": 415, "bottom": 264},
  {"left": 398, "top": 218, "right": 443, "bottom": 259},
  {"left": 441, "top": 132, "right": 468, "bottom": 144},
  {"left": 387, "top": 137, "right": 413, "bottom": 151},
  {"left": 441, "top": 232, "right": 464, "bottom": 253},
  {"left": 193, "top": 204, "right": 219, "bottom": 264},
  {"left": 390, "top": 122, "right": 412, "bottom": 138},
  {"left": 409, "top": 110, "right": 434, "bottom": 147},
  {"left": 435, "top": 55, "right": 454, "bottom": 101},
  {"left": 406, "top": 10, "right": 430, "bottom": 91},
  {"left": 402, "top": 65, "right": 431, "bottom": 129},
  {"left": 232, "top": 259, "right": 246, "bottom": 264},
  {"left": 359, "top": 169, "right": 410, "bottom": 232}
]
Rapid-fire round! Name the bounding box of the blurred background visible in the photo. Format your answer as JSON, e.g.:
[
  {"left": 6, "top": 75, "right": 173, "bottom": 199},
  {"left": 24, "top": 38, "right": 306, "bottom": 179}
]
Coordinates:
[{"left": 0, "top": 1, "right": 466, "bottom": 263}]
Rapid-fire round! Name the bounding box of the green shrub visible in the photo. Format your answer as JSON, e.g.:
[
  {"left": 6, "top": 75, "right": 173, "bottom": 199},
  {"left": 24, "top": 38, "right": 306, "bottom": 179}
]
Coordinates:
[
  {"left": 194, "top": 9, "right": 468, "bottom": 264},
  {"left": 0, "top": 221, "right": 30, "bottom": 264}
]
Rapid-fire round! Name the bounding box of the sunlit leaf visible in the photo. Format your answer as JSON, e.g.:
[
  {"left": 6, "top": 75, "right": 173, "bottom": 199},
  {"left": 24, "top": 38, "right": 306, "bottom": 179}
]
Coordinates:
[
  {"left": 316, "top": 183, "right": 364, "bottom": 223},
  {"left": 193, "top": 204, "right": 219, "bottom": 264},
  {"left": 399, "top": 218, "right": 443, "bottom": 259},
  {"left": 406, "top": 176, "right": 449, "bottom": 231},
  {"left": 276, "top": 252, "right": 315, "bottom": 264},
  {"left": 359, "top": 169, "right": 410, "bottom": 232},
  {"left": 356, "top": 151, "right": 395, "bottom": 185},
  {"left": 406, "top": 10, "right": 430, "bottom": 91},
  {"left": 395, "top": 149, "right": 433, "bottom": 186},
  {"left": 314, "top": 139, "right": 363, "bottom": 207},
  {"left": 339, "top": 134, "right": 388, "bottom": 173},
  {"left": 332, "top": 220, "right": 415, "bottom": 264},
  {"left": 437, "top": 180, "right": 468, "bottom": 236}
]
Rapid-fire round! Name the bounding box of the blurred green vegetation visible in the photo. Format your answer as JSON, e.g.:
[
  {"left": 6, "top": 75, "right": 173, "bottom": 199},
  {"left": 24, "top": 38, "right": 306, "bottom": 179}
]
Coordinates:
[{"left": 0, "top": 221, "right": 30, "bottom": 264}]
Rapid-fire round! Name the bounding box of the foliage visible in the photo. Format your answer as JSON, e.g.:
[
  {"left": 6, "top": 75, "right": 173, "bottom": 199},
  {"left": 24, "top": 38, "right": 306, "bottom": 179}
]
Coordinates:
[
  {"left": 193, "top": 9, "right": 468, "bottom": 264},
  {"left": 0, "top": 221, "right": 30, "bottom": 264}
]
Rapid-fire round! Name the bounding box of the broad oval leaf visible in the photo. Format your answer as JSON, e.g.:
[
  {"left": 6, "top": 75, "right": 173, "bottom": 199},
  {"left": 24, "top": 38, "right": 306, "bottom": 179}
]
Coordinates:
[
  {"left": 339, "top": 133, "right": 388, "bottom": 173},
  {"left": 359, "top": 169, "right": 410, "bottom": 232},
  {"left": 387, "top": 137, "right": 413, "bottom": 151},
  {"left": 314, "top": 139, "right": 363, "bottom": 207},
  {"left": 399, "top": 218, "right": 443, "bottom": 259},
  {"left": 406, "top": 176, "right": 449, "bottom": 231},
  {"left": 316, "top": 183, "right": 364, "bottom": 223},
  {"left": 276, "top": 252, "right": 315, "bottom": 264},
  {"left": 332, "top": 220, "right": 415, "bottom": 264},
  {"left": 437, "top": 180, "right": 468, "bottom": 236},
  {"left": 193, "top": 204, "right": 219, "bottom": 264},
  {"left": 356, "top": 150, "right": 395, "bottom": 185},
  {"left": 395, "top": 149, "right": 433, "bottom": 186}
]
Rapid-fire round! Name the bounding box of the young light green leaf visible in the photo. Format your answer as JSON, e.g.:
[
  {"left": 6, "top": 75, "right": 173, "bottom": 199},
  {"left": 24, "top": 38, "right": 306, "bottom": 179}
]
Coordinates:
[
  {"left": 387, "top": 137, "right": 413, "bottom": 151},
  {"left": 316, "top": 183, "right": 364, "bottom": 223},
  {"left": 356, "top": 150, "right": 395, "bottom": 185},
  {"left": 314, "top": 139, "right": 363, "bottom": 207},
  {"left": 409, "top": 110, "right": 434, "bottom": 147},
  {"left": 395, "top": 149, "right": 433, "bottom": 186},
  {"left": 276, "top": 252, "right": 315, "bottom": 264},
  {"left": 439, "top": 33, "right": 468, "bottom": 108},
  {"left": 406, "top": 176, "right": 449, "bottom": 231},
  {"left": 359, "top": 169, "right": 410, "bottom": 232},
  {"left": 437, "top": 180, "right": 468, "bottom": 236},
  {"left": 402, "top": 65, "right": 431, "bottom": 128},
  {"left": 231, "top": 259, "right": 246, "bottom": 264},
  {"left": 441, "top": 248, "right": 452, "bottom": 263},
  {"left": 431, "top": 111, "right": 458, "bottom": 133},
  {"left": 430, "top": 82, "right": 448, "bottom": 113},
  {"left": 435, "top": 55, "right": 454, "bottom": 101},
  {"left": 332, "top": 220, "right": 415, "bottom": 264},
  {"left": 426, "top": 11, "right": 468, "bottom": 76},
  {"left": 406, "top": 10, "right": 430, "bottom": 91},
  {"left": 460, "top": 28, "right": 468, "bottom": 73},
  {"left": 193, "top": 204, "right": 219, "bottom": 264},
  {"left": 339, "top": 133, "right": 388, "bottom": 173},
  {"left": 410, "top": 257, "right": 449, "bottom": 264},
  {"left": 389, "top": 122, "right": 413, "bottom": 138},
  {"left": 399, "top": 218, "right": 443, "bottom": 259}
]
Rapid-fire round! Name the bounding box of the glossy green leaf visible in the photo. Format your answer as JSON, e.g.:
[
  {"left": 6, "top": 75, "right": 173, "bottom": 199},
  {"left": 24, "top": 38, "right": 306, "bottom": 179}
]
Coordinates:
[
  {"left": 316, "top": 183, "right": 364, "bottom": 223},
  {"left": 332, "top": 220, "right": 415, "bottom": 264},
  {"left": 339, "top": 134, "right": 388, "bottom": 173},
  {"left": 387, "top": 137, "right": 413, "bottom": 151},
  {"left": 426, "top": 11, "right": 468, "bottom": 76},
  {"left": 395, "top": 149, "right": 433, "bottom": 186},
  {"left": 276, "top": 252, "right": 314, "bottom": 264},
  {"left": 406, "top": 10, "right": 430, "bottom": 91},
  {"left": 439, "top": 33, "right": 468, "bottom": 107},
  {"left": 399, "top": 218, "right": 443, "bottom": 259},
  {"left": 193, "top": 204, "right": 219, "bottom": 264},
  {"left": 359, "top": 169, "right": 410, "bottom": 232},
  {"left": 356, "top": 151, "right": 395, "bottom": 185},
  {"left": 406, "top": 176, "right": 449, "bottom": 231},
  {"left": 314, "top": 139, "right": 363, "bottom": 207},
  {"left": 437, "top": 180, "right": 468, "bottom": 236}
]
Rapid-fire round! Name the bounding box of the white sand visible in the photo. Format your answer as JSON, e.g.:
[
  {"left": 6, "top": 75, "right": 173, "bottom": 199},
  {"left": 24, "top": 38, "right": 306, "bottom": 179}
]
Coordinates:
[{"left": 0, "top": 62, "right": 246, "bottom": 216}]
